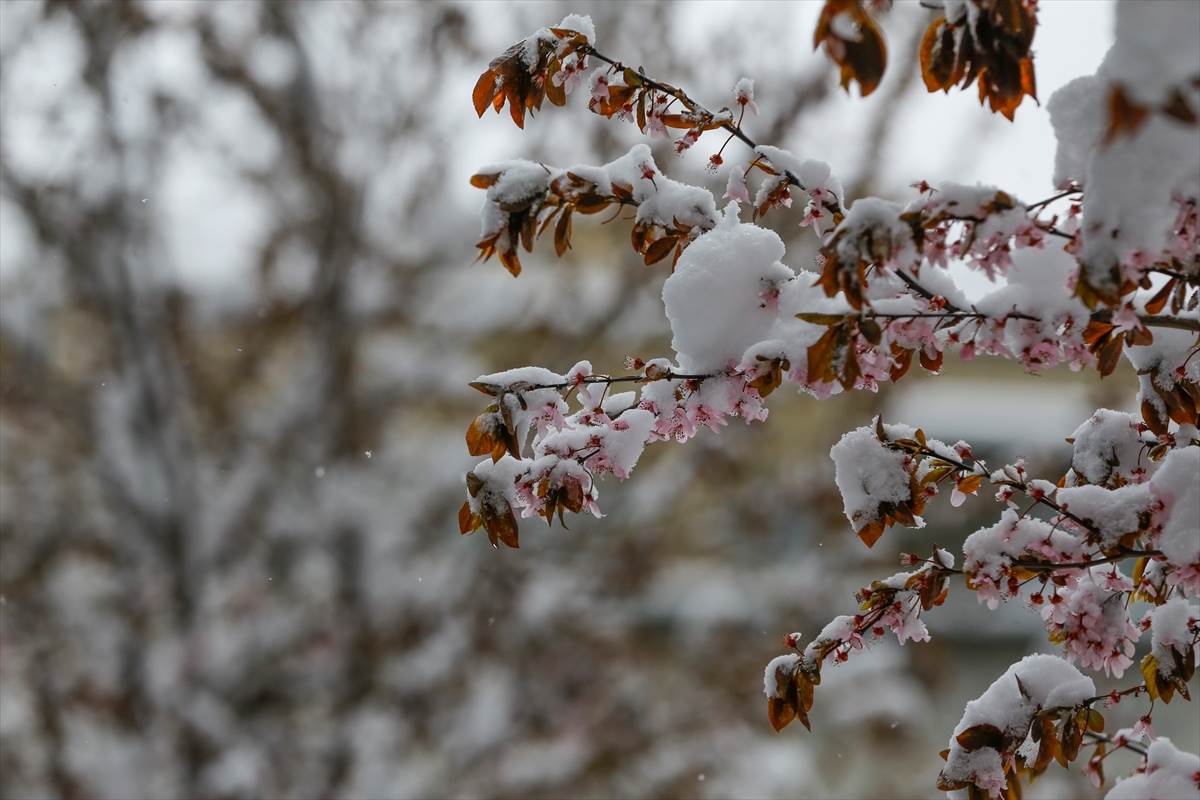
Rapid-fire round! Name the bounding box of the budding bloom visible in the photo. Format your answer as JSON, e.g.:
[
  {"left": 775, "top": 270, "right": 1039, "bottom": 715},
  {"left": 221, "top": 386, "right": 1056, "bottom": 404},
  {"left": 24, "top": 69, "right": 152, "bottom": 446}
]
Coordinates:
[
  {"left": 706, "top": 153, "right": 724, "bottom": 173},
  {"left": 1132, "top": 715, "right": 1155, "bottom": 740},
  {"left": 784, "top": 631, "right": 803, "bottom": 649},
  {"left": 733, "top": 77, "right": 758, "bottom": 115}
]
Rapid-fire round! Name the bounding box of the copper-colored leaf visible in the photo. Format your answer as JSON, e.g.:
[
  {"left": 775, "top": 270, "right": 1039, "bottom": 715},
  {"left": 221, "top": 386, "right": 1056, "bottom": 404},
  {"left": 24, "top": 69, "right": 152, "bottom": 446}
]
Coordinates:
[
  {"left": 554, "top": 207, "right": 573, "bottom": 256},
  {"left": 956, "top": 723, "right": 1005, "bottom": 752},
  {"left": 956, "top": 474, "right": 983, "bottom": 495},
  {"left": 1096, "top": 333, "right": 1125, "bottom": 378},
  {"left": 815, "top": 0, "right": 888, "bottom": 97},
  {"left": 1145, "top": 278, "right": 1177, "bottom": 315},
  {"left": 469, "top": 172, "right": 500, "bottom": 189},
  {"left": 484, "top": 502, "right": 520, "bottom": 549},
  {"left": 643, "top": 236, "right": 677, "bottom": 266},
  {"left": 768, "top": 697, "right": 796, "bottom": 732},
  {"left": 1060, "top": 717, "right": 1083, "bottom": 762},
  {"left": 919, "top": 348, "right": 944, "bottom": 374},
  {"left": 466, "top": 415, "right": 496, "bottom": 456},
  {"left": 807, "top": 325, "right": 841, "bottom": 384},
  {"left": 890, "top": 345, "right": 914, "bottom": 382},
  {"left": 857, "top": 519, "right": 885, "bottom": 549},
  {"left": 473, "top": 71, "right": 499, "bottom": 117}
]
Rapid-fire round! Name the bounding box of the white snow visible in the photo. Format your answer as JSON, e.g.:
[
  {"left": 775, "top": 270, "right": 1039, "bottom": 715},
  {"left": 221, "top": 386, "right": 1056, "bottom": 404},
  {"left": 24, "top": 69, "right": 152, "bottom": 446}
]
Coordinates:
[
  {"left": 829, "top": 423, "right": 911, "bottom": 533},
  {"left": 662, "top": 203, "right": 793, "bottom": 372},
  {"left": 1105, "top": 737, "right": 1200, "bottom": 800}
]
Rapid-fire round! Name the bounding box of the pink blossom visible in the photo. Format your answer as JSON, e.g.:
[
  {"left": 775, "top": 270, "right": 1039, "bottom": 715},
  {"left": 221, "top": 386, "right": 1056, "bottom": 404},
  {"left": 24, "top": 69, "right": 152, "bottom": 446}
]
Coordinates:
[{"left": 725, "top": 169, "right": 750, "bottom": 203}]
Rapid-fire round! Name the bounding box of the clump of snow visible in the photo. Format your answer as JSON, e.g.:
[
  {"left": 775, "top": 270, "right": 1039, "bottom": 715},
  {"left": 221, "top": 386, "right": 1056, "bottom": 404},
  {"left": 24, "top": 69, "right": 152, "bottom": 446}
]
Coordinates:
[
  {"left": 941, "top": 655, "right": 1095, "bottom": 799},
  {"left": 1146, "top": 596, "right": 1199, "bottom": 676},
  {"left": 554, "top": 13, "right": 595, "bottom": 43},
  {"left": 829, "top": 423, "right": 911, "bottom": 533},
  {"left": 1149, "top": 447, "right": 1200, "bottom": 589},
  {"left": 1048, "top": 1, "right": 1200, "bottom": 293},
  {"left": 1126, "top": 328, "right": 1200, "bottom": 426},
  {"left": 662, "top": 202, "right": 793, "bottom": 372},
  {"left": 474, "top": 366, "right": 565, "bottom": 390},
  {"left": 753, "top": 145, "right": 844, "bottom": 209},
  {"left": 733, "top": 77, "right": 757, "bottom": 115},
  {"left": 763, "top": 653, "right": 800, "bottom": 698},
  {"left": 476, "top": 145, "right": 719, "bottom": 265},
  {"left": 1056, "top": 483, "right": 1152, "bottom": 549},
  {"left": 1105, "top": 737, "right": 1200, "bottom": 800},
  {"left": 1069, "top": 409, "right": 1148, "bottom": 486},
  {"left": 963, "top": 510, "right": 1087, "bottom": 608},
  {"left": 973, "top": 246, "right": 1091, "bottom": 374}
]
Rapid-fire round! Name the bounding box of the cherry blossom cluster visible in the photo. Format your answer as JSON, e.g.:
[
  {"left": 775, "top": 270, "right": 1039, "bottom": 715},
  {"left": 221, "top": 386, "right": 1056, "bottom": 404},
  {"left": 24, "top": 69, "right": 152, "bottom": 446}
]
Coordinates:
[
  {"left": 466, "top": 8, "right": 1200, "bottom": 799},
  {"left": 763, "top": 547, "right": 954, "bottom": 731}
]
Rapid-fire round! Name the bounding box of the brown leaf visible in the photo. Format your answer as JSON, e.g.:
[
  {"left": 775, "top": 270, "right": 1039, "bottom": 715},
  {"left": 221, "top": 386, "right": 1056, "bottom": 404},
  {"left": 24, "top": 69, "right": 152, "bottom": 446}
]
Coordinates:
[
  {"left": 1141, "top": 397, "right": 1168, "bottom": 436},
  {"left": 1144, "top": 278, "right": 1177, "bottom": 315},
  {"left": 458, "top": 500, "right": 478, "bottom": 534},
  {"left": 857, "top": 519, "right": 885, "bottom": 548},
  {"left": 469, "top": 172, "right": 500, "bottom": 189},
  {"left": 1097, "top": 333, "right": 1124, "bottom": 378},
  {"left": 473, "top": 71, "right": 499, "bottom": 117},
  {"left": 1060, "top": 716, "right": 1083, "bottom": 762},
  {"left": 466, "top": 415, "right": 497, "bottom": 456},
  {"left": 643, "top": 236, "right": 677, "bottom": 266},
  {"left": 806, "top": 325, "right": 840, "bottom": 384},
  {"left": 890, "top": 345, "right": 914, "bottom": 382},
  {"left": 919, "top": 348, "right": 944, "bottom": 374},
  {"left": 956, "top": 474, "right": 983, "bottom": 495},
  {"left": 815, "top": 0, "right": 888, "bottom": 97},
  {"left": 484, "top": 501, "right": 520, "bottom": 549},
  {"left": 554, "top": 207, "right": 573, "bottom": 256},
  {"left": 768, "top": 697, "right": 796, "bottom": 732},
  {"left": 956, "top": 723, "right": 1005, "bottom": 752}
]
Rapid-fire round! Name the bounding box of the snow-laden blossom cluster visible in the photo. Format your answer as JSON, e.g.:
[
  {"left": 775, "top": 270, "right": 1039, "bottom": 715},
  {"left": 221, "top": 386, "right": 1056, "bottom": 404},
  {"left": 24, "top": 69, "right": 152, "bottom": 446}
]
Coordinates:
[
  {"left": 1048, "top": 1, "right": 1200, "bottom": 305},
  {"left": 472, "top": 143, "right": 717, "bottom": 275},
  {"left": 466, "top": 5, "right": 1200, "bottom": 798},
  {"left": 763, "top": 547, "right": 954, "bottom": 731},
  {"left": 1105, "top": 738, "right": 1200, "bottom": 800},
  {"left": 938, "top": 654, "right": 1096, "bottom": 798}
]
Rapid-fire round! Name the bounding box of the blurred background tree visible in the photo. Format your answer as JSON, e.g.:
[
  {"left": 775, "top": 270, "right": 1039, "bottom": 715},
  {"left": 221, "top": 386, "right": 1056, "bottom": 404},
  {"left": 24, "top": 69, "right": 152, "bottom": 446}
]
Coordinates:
[{"left": 0, "top": 2, "right": 1191, "bottom": 798}]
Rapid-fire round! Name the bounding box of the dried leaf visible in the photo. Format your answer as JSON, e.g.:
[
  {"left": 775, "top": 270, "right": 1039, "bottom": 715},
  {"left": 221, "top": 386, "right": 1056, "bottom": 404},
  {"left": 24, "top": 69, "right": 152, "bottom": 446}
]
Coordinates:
[
  {"left": 554, "top": 207, "right": 573, "bottom": 256},
  {"left": 458, "top": 500, "right": 478, "bottom": 534},
  {"left": 857, "top": 519, "right": 886, "bottom": 548},
  {"left": 643, "top": 236, "right": 677, "bottom": 265},
  {"left": 768, "top": 697, "right": 796, "bottom": 732},
  {"left": 956, "top": 723, "right": 1005, "bottom": 752},
  {"left": 466, "top": 415, "right": 497, "bottom": 456}
]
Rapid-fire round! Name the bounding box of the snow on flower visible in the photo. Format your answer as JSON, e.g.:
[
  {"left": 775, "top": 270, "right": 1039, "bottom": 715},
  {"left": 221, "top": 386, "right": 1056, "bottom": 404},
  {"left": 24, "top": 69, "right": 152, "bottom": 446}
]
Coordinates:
[
  {"left": 1040, "top": 570, "right": 1140, "bottom": 678},
  {"left": 940, "top": 654, "right": 1095, "bottom": 799},
  {"left": 662, "top": 202, "right": 793, "bottom": 372},
  {"left": 733, "top": 77, "right": 758, "bottom": 115},
  {"left": 829, "top": 424, "right": 913, "bottom": 535},
  {"left": 1105, "top": 738, "right": 1200, "bottom": 800}
]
